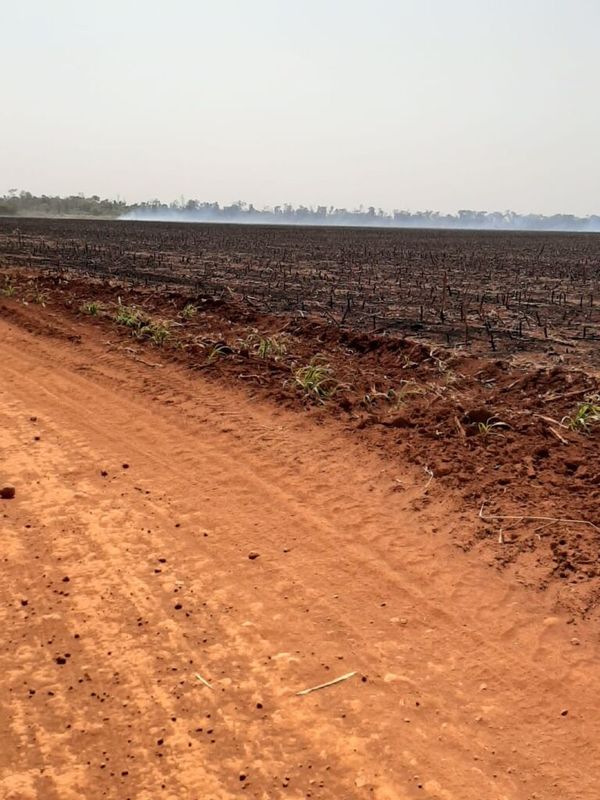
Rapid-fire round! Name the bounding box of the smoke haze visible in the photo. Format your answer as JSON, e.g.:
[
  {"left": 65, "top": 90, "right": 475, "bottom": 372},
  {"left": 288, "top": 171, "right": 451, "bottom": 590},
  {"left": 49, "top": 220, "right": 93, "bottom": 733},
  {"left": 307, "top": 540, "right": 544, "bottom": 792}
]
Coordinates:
[{"left": 121, "top": 202, "right": 600, "bottom": 233}]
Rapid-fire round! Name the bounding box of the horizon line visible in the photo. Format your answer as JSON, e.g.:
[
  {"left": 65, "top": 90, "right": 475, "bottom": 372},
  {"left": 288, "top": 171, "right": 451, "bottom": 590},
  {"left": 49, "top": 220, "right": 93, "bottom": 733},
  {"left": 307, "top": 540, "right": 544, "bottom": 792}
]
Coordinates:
[{"left": 4, "top": 191, "right": 600, "bottom": 233}]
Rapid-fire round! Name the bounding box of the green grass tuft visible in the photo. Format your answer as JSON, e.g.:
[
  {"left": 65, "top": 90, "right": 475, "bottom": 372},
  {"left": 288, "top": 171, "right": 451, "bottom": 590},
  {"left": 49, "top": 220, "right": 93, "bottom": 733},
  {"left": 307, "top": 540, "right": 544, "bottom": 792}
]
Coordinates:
[
  {"left": 294, "top": 360, "right": 337, "bottom": 401},
  {"left": 114, "top": 302, "right": 169, "bottom": 346},
  {"left": 80, "top": 300, "right": 100, "bottom": 316},
  {"left": 563, "top": 399, "right": 600, "bottom": 433}
]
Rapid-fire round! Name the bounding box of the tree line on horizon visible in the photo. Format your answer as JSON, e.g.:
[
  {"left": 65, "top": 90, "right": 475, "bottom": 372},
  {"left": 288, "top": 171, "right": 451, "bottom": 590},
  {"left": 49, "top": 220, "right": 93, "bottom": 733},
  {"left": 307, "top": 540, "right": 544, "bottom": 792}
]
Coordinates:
[{"left": 2, "top": 190, "right": 600, "bottom": 232}]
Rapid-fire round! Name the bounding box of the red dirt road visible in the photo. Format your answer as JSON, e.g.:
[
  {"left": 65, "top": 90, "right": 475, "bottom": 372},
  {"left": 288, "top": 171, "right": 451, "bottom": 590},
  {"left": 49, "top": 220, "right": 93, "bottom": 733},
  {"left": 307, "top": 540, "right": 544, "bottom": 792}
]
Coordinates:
[{"left": 1, "top": 311, "right": 599, "bottom": 799}]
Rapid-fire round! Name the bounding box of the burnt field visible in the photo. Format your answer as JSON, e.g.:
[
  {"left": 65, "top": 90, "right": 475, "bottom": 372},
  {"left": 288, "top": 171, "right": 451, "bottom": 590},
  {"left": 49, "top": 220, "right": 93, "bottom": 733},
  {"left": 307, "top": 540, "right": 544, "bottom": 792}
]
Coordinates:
[{"left": 1, "top": 216, "right": 600, "bottom": 364}]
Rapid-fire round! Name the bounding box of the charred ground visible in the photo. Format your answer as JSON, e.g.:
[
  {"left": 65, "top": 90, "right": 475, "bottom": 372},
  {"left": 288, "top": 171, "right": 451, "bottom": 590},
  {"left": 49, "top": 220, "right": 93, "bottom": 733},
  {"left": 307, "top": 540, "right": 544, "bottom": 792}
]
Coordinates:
[{"left": 1, "top": 216, "right": 600, "bottom": 362}]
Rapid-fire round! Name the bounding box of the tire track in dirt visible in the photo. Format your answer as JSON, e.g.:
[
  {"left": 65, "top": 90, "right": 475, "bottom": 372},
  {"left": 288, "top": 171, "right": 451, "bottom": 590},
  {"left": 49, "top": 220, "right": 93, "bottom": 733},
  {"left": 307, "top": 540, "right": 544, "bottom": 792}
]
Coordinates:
[
  {"left": 1, "top": 391, "right": 354, "bottom": 799},
  {"left": 1, "top": 312, "right": 600, "bottom": 800}
]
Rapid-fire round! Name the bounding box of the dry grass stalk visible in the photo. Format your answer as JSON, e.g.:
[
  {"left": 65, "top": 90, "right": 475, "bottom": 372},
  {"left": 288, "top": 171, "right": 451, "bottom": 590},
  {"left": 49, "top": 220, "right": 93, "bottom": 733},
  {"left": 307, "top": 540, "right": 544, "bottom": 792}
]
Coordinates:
[
  {"left": 479, "top": 504, "right": 599, "bottom": 532},
  {"left": 194, "top": 673, "right": 213, "bottom": 689},
  {"left": 296, "top": 671, "right": 357, "bottom": 696}
]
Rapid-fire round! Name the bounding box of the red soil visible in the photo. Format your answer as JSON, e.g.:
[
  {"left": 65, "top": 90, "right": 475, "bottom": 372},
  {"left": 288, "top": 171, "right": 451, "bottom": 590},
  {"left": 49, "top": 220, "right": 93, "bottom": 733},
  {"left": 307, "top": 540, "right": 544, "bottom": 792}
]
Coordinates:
[{"left": 1, "top": 269, "right": 600, "bottom": 798}]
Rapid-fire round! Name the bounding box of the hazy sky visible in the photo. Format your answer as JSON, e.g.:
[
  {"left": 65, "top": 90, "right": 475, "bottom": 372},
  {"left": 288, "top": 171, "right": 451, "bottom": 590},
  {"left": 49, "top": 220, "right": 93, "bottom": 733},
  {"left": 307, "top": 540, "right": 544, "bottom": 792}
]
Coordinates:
[{"left": 2, "top": 1, "right": 599, "bottom": 214}]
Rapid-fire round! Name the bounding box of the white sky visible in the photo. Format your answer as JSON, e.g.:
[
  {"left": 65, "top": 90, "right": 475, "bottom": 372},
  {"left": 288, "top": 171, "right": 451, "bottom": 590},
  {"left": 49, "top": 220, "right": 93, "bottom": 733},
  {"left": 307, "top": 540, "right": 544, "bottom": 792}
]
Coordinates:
[{"left": 1, "top": 0, "right": 599, "bottom": 215}]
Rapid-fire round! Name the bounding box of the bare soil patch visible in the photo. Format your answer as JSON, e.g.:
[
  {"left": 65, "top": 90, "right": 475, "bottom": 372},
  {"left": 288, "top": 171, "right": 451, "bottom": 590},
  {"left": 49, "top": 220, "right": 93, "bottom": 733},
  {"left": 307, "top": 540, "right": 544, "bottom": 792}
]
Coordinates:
[
  {"left": 2, "top": 275, "right": 600, "bottom": 798},
  {"left": 2, "top": 265, "right": 600, "bottom": 618}
]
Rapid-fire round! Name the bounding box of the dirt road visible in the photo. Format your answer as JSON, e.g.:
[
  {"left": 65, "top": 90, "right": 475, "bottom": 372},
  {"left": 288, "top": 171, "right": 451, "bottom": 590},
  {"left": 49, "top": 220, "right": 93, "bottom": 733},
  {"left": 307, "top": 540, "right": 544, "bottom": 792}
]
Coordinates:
[{"left": 1, "top": 308, "right": 599, "bottom": 800}]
